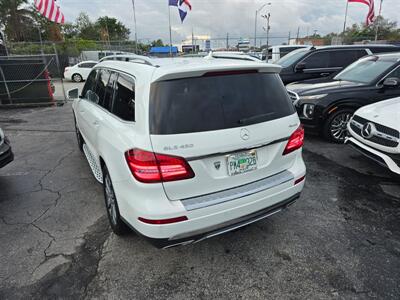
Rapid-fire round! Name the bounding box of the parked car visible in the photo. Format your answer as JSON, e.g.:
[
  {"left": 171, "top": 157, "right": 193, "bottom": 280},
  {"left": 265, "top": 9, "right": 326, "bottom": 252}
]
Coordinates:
[
  {"left": 287, "top": 53, "right": 400, "bottom": 143},
  {"left": 69, "top": 55, "right": 306, "bottom": 248},
  {"left": 346, "top": 97, "right": 400, "bottom": 175},
  {"left": 276, "top": 45, "right": 400, "bottom": 85},
  {"left": 0, "top": 127, "right": 13, "bottom": 168},
  {"left": 64, "top": 61, "right": 98, "bottom": 82},
  {"left": 267, "top": 45, "right": 308, "bottom": 63}
]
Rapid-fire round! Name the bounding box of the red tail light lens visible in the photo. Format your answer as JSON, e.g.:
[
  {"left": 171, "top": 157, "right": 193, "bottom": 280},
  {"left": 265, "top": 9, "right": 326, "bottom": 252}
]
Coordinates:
[
  {"left": 138, "top": 216, "right": 188, "bottom": 224},
  {"left": 283, "top": 126, "right": 304, "bottom": 155},
  {"left": 125, "top": 149, "right": 195, "bottom": 183}
]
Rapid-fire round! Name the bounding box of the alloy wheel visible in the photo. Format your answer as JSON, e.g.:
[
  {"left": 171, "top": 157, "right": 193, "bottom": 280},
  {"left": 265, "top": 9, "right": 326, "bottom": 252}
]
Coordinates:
[
  {"left": 105, "top": 175, "right": 118, "bottom": 225},
  {"left": 330, "top": 112, "right": 352, "bottom": 142}
]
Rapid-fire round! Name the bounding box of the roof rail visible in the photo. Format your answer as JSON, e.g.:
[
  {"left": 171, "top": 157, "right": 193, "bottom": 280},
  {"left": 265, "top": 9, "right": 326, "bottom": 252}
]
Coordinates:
[
  {"left": 101, "top": 54, "right": 159, "bottom": 67},
  {"left": 204, "top": 51, "right": 261, "bottom": 62}
]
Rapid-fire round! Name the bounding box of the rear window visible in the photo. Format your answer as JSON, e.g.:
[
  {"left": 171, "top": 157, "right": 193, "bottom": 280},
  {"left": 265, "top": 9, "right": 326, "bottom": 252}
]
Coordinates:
[{"left": 149, "top": 72, "right": 295, "bottom": 135}]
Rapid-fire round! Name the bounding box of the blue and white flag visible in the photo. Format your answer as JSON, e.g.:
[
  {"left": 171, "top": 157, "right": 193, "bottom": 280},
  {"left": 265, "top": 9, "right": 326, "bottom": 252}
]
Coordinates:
[{"left": 169, "top": 0, "right": 192, "bottom": 22}]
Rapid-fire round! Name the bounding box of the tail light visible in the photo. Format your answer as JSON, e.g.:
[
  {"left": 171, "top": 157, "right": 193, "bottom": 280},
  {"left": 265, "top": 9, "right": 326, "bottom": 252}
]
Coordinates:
[
  {"left": 283, "top": 126, "right": 304, "bottom": 155},
  {"left": 125, "top": 149, "right": 195, "bottom": 183},
  {"left": 138, "top": 216, "right": 188, "bottom": 224}
]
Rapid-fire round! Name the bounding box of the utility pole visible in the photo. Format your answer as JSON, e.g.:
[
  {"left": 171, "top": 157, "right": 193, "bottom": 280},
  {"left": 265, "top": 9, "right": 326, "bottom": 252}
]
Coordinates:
[
  {"left": 192, "top": 28, "right": 194, "bottom": 53},
  {"left": 296, "top": 26, "right": 300, "bottom": 44},
  {"left": 262, "top": 13, "right": 271, "bottom": 53},
  {"left": 131, "top": 0, "right": 138, "bottom": 54},
  {"left": 226, "top": 33, "right": 229, "bottom": 50},
  {"left": 254, "top": 3, "right": 271, "bottom": 49},
  {"left": 288, "top": 31, "right": 291, "bottom": 45},
  {"left": 375, "top": 0, "right": 383, "bottom": 42}
]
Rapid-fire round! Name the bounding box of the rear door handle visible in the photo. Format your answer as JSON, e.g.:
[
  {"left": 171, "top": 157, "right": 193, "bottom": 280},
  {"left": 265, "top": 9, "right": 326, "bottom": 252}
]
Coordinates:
[{"left": 320, "top": 72, "right": 330, "bottom": 77}]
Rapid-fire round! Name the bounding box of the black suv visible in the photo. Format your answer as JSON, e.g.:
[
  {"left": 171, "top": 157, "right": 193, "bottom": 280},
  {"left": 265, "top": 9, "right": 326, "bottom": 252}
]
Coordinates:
[
  {"left": 276, "top": 45, "right": 400, "bottom": 85},
  {"left": 287, "top": 53, "right": 400, "bottom": 143}
]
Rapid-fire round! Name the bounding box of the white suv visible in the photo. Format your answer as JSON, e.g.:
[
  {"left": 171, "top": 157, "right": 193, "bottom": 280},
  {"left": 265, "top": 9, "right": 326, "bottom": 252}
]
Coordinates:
[
  {"left": 346, "top": 97, "right": 400, "bottom": 175},
  {"left": 69, "top": 56, "right": 306, "bottom": 248}
]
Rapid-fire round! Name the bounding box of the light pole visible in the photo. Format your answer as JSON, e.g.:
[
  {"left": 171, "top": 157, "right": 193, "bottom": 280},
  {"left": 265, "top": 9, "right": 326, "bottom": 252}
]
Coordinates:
[
  {"left": 262, "top": 12, "right": 271, "bottom": 55},
  {"left": 254, "top": 3, "right": 271, "bottom": 49},
  {"left": 131, "top": 0, "right": 138, "bottom": 54}
]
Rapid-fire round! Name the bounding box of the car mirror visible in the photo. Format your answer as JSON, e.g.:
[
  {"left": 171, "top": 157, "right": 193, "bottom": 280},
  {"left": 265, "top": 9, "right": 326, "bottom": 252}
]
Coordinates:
[
  {"left": 383, "top": 77, "right": 400, "bottom": 88},
  {"left": 295, "top": 62, "right": 306, "bottom": 72},
  {"left": 67, "top": 88, "right": 79, "bottom": 100}
]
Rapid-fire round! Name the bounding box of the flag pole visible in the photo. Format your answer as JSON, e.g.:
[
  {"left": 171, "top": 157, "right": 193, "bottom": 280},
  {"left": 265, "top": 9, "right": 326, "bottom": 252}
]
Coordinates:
[
  {"left": 342, "top": 0, "right": 349, "bottom": 37},
  {"left": 375, "top": 0, "right": 383, "bottom": 42},
  {"left": 131, "top": 0, "right": 138, "bottom": 54},
  {"left": 168, "top": 3, "right": 173, "bottom": 57}
]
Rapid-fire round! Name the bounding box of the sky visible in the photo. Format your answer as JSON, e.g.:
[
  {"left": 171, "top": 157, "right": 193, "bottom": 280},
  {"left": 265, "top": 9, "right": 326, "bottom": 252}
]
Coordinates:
[{"left": 58, "top": 0, "right": 400, "bottom": 47}]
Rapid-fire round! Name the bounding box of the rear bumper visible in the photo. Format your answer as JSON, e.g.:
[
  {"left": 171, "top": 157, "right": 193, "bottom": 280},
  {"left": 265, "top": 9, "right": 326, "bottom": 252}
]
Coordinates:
[
  {"left": 139, "top": 193, "right": 301, "bottom": 249},
  {"left": 114, "top": 153, "right": 306, "bottom": 246},
  {"left": 0, "top": 142, "right": 14, "bottom": 168},
  {"left": 345, "top": 137, "right": 400, "bottom": 175}
]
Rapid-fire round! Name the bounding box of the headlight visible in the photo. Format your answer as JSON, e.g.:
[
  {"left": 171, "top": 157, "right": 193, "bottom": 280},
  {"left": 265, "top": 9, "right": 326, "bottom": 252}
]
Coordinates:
[
  {"left": 300, "top": 94, "right": 328, "bottom": 100},
  {"left": 302, "top": 104, "right": 315, "bottom": 119}
]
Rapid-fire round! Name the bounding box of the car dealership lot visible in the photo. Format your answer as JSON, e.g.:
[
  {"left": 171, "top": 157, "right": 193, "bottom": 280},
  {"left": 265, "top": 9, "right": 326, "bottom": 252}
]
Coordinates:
[{"left": 0, "top": 104, "right": 399, "bottom": 299}]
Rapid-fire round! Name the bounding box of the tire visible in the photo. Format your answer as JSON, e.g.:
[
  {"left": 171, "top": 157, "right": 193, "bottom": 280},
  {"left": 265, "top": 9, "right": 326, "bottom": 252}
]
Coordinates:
[
  {"left": 72, "top": 73, "right": 83, "bottom": 83},
  {"left": 323, "top": 109, "right": 354, "bottom": 143},
  {"left": 103, "top": 165, "right": 130, "bottom": 236},
  {"left": 74, "top": 116, "right": 84, "bottom": 152}
]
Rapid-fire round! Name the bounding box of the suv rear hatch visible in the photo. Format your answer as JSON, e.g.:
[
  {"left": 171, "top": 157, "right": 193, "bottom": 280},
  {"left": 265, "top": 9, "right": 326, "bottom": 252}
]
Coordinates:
[{"left": 149, "top": 70, "right": 300, "bottom": 201}]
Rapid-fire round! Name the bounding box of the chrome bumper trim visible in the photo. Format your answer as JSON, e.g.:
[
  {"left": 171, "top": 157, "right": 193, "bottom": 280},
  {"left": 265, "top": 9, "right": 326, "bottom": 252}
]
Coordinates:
[{"left": 181, "top": 170, "right": 294, "bottom": 211}]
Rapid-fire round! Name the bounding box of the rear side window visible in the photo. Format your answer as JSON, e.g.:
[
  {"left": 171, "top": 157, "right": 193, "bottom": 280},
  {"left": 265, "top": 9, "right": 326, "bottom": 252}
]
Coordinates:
[
  {"left": 112, "top": 74, "right": 136, "bottom": 121},
  {"left": 329, "top": 50, "right": 367, "bottom": 68},
  {"left": 102, "top": 72, "right": 118, "bottom": 111},
  {"left": 95, "top": 69, "right": 111, "bottom": 105},
  {"left": 79, "top": 63, "right": 96, "bottom": 68},
  {"left": 150, "top": 73, "right": 294, "bottom": 135}
]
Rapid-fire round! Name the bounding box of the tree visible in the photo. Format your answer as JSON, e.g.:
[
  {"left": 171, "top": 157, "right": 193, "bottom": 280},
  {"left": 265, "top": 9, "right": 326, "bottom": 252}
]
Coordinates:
[
  {"left": 151, "top": 39, "right": 165, "bottom": 47},
  {"left": 95, "top": 16, "right": 130, "bottom": 41},
  {"left": 0, "top": 0, "right": 35, "bottom": 41},
  {"left": 75, "top": 12, "right": 98, "bottom": 40}
]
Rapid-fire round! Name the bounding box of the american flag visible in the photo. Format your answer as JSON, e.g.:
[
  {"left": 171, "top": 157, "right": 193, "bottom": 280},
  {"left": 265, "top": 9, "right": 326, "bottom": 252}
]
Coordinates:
[
  {"left": 348, "top": 0, "right": 375, "bottom": 26},
  {"left": 34, "top": 0, "right": 65, "bottom": 24}
]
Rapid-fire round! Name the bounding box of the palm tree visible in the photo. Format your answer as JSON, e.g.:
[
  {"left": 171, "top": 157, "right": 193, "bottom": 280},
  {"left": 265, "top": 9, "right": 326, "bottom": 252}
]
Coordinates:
[{"left": 0, "top": 0, "right": 35, "bottom": 41}]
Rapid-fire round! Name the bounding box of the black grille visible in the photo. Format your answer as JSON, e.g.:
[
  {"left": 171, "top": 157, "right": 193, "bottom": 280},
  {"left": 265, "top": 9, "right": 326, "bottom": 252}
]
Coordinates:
[
  {"left": 369, "top": 136, "right": 399, "bottom": 147},
  {"left": 352, "top": 115, "right": 400, "bottom": 138}
]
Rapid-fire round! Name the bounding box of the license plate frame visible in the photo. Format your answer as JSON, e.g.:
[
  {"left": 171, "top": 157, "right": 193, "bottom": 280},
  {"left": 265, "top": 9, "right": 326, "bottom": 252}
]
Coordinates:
[{"left": 227, "top": 150, "right": 258, "bottom": 176}]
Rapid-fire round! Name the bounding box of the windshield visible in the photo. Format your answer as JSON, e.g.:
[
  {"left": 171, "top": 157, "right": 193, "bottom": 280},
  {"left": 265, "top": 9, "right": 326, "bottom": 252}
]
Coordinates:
[
  {"left": 335, "top": 56, "right": 396, "bottom": 84},
  {"left": 275, "top": 48, "right": 309, "bottom": 68},
  {"left": 149, "top": 73, "right": 295, "bottom": 135}
]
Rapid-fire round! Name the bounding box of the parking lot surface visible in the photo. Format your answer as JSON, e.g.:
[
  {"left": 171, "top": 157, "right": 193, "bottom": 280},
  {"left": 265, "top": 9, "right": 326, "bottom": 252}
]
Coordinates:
[{"left": 0, "top": 104, "right": 399, "bottom": 299}]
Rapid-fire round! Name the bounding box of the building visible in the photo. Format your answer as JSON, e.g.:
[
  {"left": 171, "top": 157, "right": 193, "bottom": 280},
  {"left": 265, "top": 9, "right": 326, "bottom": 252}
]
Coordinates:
[
  {"left": 237, "top": 39, "right": 250, "bottom": 52},
  {"left": 149, "top": 46, "right": 178, "bottom": 57}
]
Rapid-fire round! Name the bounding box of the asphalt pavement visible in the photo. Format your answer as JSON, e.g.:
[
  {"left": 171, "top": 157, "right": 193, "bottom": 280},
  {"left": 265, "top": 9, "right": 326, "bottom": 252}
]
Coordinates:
[{"left": 0, "top": 103, "right": 399, "bottom": 299}]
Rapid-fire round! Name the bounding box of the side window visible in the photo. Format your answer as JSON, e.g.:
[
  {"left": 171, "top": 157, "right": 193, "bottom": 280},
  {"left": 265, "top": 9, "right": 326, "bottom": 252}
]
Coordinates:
[
  {"left": 111, "top": 74, "right": 135, "bottom": 122},
  {"left": 302, "top": 51, "right": 330, "bottom": 69},
  {"left": 388, "top": 66, "right": 400, "bottom": 79},
  {"left": 102, "top": 72, "right": 118, "bottom": 111},
  {"left": 329, "top": 50, "right": 367, "bottom": 68},
  {"left": 82, "top": 69, "right": 98, "bottom": 99},
  {"left": 94, "top": 69, "right": 111, "bottom": 105},
  {"left": 79, "top": 63, "right": 94, "bottom": 68}
]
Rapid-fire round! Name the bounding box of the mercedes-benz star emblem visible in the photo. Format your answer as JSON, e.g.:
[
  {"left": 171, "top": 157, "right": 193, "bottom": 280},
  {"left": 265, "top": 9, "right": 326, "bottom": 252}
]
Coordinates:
[
  {"left": 240, "top": 128, "right": 250, "bottom": 141},
  {"left": 214, "top": 161, "right": 221, "bottom": 170},
  {"left": 361, "top": 122, "right": 375, "bottom": 139}
]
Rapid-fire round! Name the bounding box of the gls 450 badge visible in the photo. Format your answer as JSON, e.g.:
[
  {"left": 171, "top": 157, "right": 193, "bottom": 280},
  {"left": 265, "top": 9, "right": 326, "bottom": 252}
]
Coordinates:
[{"left": 163, "top": 144, "right": 194, "bottom": 151}]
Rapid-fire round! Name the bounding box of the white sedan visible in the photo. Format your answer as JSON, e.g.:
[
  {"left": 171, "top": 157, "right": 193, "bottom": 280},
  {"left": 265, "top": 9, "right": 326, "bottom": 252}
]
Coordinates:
[{"left": 64, "top": 61, "right": 98, "bottom": 82}]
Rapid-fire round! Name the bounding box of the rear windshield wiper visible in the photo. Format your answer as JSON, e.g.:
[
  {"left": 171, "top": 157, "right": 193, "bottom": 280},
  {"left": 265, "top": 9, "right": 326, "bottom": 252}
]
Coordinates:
[{"left": 238, "top": 112, "right": 276, "bottom": 125}]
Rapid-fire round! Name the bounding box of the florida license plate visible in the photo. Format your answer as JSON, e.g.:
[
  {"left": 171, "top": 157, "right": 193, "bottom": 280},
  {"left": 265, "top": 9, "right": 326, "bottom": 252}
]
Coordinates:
[{"left": 227, "top": 151, "right": 258, "bottom": 176}]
